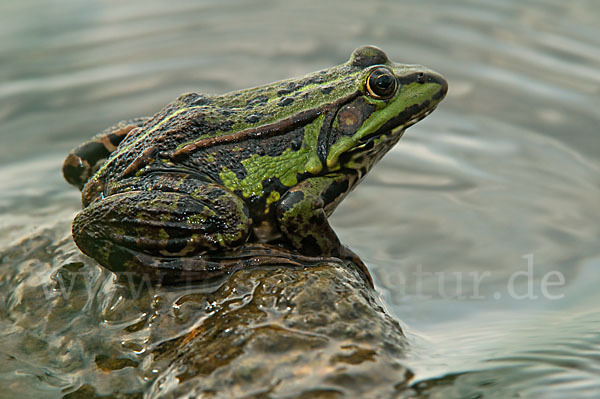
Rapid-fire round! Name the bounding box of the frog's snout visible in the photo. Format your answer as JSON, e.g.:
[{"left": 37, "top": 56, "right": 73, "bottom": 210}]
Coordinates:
[{"left": 423, "top": 70, "right": 448, "bottom": 100}]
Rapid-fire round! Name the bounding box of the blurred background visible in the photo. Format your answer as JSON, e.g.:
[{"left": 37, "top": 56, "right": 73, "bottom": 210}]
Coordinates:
[{"left": 1, "top": 0, "right": 599, "bottom": 398}]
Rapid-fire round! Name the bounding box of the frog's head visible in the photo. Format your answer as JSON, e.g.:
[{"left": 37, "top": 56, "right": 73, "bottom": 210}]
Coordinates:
[{"left": 325, "top": 46, "right": 447, "bottom": 173}]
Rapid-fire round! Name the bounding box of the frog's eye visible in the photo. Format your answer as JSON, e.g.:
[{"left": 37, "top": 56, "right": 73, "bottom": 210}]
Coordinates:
[{"left": 365, "top": 67, "right": 397, "bottom": 100}]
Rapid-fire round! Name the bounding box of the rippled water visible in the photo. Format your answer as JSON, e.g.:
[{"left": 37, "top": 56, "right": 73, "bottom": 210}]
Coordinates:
[{"left": 1, "top": 0, "right": 599, "bottom": 398}]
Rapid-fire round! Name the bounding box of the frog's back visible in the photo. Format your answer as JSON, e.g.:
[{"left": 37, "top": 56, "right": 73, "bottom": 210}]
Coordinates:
[{"left": 99, "top": 64, "right": 360, "bottom": 194}]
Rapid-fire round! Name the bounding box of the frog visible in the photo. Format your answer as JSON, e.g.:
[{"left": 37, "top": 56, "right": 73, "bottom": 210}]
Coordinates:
[{"left": 63, "top": 46, "right": 447, "bottom": 285}]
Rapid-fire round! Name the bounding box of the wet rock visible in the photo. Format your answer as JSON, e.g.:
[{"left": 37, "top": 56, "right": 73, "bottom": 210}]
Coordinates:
[
  {"left": 146, "top": 263, "right": 412, "bottom": 398},
  {"left": 1, "top": 228, "right": 413, "bottom": 398}
]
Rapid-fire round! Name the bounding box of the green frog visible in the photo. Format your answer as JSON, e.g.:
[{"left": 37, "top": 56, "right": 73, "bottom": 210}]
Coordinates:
[{"left": 63, "top": 46, "right": 447, "bottom": 284}]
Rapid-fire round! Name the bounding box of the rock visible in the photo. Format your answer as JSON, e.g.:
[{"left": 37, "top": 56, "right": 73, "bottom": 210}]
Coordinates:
[{"left": 146, "top": 262, "right": 412, "bottom": 398}]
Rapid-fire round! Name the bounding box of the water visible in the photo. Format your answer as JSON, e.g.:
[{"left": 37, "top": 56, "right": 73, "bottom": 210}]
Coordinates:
[{"left": 1, "top": 0, "right": 599, "bottom": 397}]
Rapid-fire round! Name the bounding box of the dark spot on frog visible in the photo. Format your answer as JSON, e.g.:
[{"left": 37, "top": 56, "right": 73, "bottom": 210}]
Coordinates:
[
  {"left": 322, "top": 180, "right": 349, "bottom": 205},
  {"left": 304, "top": 75, "right": 325, "bottom": 86},
  {"left": 301, "top": 235, "right": 320, "bottom": 254},
  {"left": 260, "top": 177, "right": 286, "bottom": 195},
  {"left": 307, "top": 215, "right": 322, "bottom": 227},
  {"left": 107, "top": 131, "right": 127, "bottom": 147},
  {"left": 283, "top": 220, "right": 299, "bottom": 234},
  {"left": 62, "top": 157, "right": 90, "bottom": 189},
  {"left": 189, "top": 116, "right": 205, "bottom": 129},
  {"left": 245, "top": 95, "right": 269, "bottom": 108},
  {"left": 190, "top": 95, "right": 212, "bottom": 106},
  {"left": 278, "top": 97, "right": 294, "bottom": 107},
  {"left": 352, "top": 155, "right": 365, "bottom": 166},
  {"left": 321, "top": 86, "right": 335, "bottom": 95},
  {"left": 278, "top": 191, "right": 305, "bottom": 214},
  {"left": 193, "top": 118, "right": 235, "bottom": 138},
  {"left": 164, "top": 238, "right": 189, "bottom": 255},
  {"left": 230, "top": 162, "right": 248, "bottom": 180},
  {"left": 277, "top": 83, "right": 300, "bottom": 96},
  {"left": 74, "top": 141, "right": 110, "bottom": 167},
  {"left": 290, "top": 138, "right": 302, "bottom": 151},
  {"left": 245, "top": 114, "right": 261, "bottom": 124}
]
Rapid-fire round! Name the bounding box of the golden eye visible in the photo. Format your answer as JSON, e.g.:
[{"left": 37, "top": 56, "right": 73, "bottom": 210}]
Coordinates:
[{"left": 366, "top": 67, "right": 397, "bottom": 100}]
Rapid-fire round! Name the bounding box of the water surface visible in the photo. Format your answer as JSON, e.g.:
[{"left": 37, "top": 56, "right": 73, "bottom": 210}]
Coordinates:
[{"left": 1, "top": 0, "right": 599, "bottom": 397}]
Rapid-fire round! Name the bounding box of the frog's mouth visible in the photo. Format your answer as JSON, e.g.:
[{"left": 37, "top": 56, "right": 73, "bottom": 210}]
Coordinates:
[{"left": 356, "top": 106, "right": 437, "bottom": 148}]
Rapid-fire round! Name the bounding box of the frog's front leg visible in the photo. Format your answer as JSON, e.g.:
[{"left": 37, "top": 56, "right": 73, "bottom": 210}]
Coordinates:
[
  {"left": 276, "top": 172, "right": 373, "bottom": 285},
  {"left": 72, "top": 182, "right": 251, "bottom": 274},
  {"left": 63, "top": 117, "right": 149, "bottom": 189}
]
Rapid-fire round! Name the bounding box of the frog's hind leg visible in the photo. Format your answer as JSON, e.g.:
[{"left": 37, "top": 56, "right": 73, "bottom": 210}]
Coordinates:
[
  {"left": 63, "top": 117, "right": 149, "bottom": 189},
  {"left": 72, "top": 182, "right": 251, "bottom": 278}
]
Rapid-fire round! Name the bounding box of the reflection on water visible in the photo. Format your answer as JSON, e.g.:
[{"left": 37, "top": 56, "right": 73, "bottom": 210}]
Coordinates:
[{"left": 1, "top": 0, "right": 599, "bottom": 397}]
